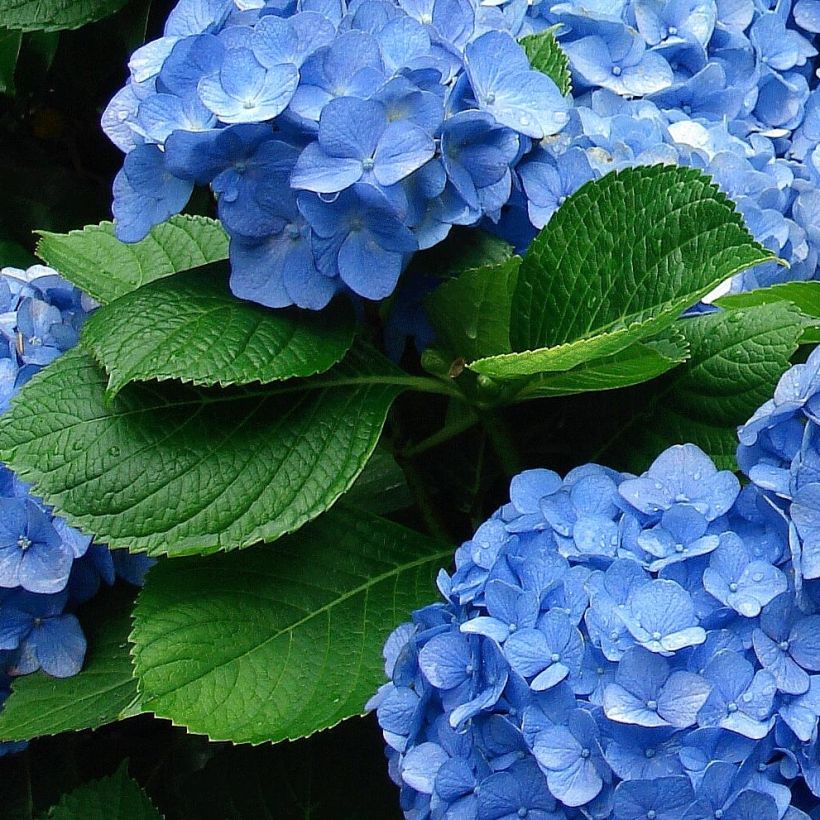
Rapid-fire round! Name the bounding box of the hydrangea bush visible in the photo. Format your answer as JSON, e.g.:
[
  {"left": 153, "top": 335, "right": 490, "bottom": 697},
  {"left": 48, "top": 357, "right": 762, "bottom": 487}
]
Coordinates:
[{"left": 8, "top": 0, "right": 820, "bottom": 814}]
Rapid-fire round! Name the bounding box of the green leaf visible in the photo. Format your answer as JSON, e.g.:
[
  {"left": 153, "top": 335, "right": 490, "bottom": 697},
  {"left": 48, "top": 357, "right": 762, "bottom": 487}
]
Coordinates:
[
  {"left": 131, "top": 508, "right": 450, "bottom": 744},
  {"left": 515, "top": 330, "right": 690, "bottom": 400},
  {"left": 0, "top": 346, "right": 404, "bottom": 556},
  {"left": 601, "top": 302, "right": 805, "bottom": 471},
  {"left": 471, "top": 166, "right": 776, "bottom": 379},
  {"left": 425, "top": 256, "right": 521, "bottom": 362},
  {"left": 81, "top": 266, "right": 356, "bottom": 398},
  {"left": 0, "top": 28, "right": 22, "bottom": 94},
  {"left": 46, "top": 763, "right": 161, "bottom": 820},
  {"left": 0, "top": 589, "right": 139, "bottom": 742},
  {"left": 344, "top": 448, "right": 412, "bottom": 515},
  {"left": 715, "top": 280, "right": 820, "bottom": 343},
  {"left": 0, "top": 0, "right": 127, "bottom": 31},
  {"left": 520, "top": 29, "right": 571, "bottom": 95},
  {"left": 36, "top": 216, "right": 228, "bottom": 304}
]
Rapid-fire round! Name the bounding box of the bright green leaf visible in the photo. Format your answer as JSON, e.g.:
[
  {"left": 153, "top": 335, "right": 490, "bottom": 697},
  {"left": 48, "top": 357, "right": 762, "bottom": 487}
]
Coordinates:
[
  {"left": 81, "top": 266, "right": 356, "bottom": 397},
  {"left": 425, "top": 256, "right": 521, "bottom": 362},
  {"left": 46, "top": 763, "right": 160, "bottom": 820},
  {"left": 0, "top": 345, "right": 404, "bottom": 556},
  {"left": 715, "top": 280, "right": 820, "bottom": 343},
  {"left": 515, "top": 329, "right": 690, "bottom": 400},
  {"left": 520, "top": 29, "right": 571, "bottom": 95},
  {"left": 131, "top": 508, "right": 450, "bottom": 744},
  {"left": 36, "top": 216, "right": 228, "bottom": 304},
  {"left": 0, "top": 0, "right": 127, "bottom": 31},
  {"left": 472, "top": 166, "right": 775, "bottom": 378},
  {"left": 601, "top": 302, "right": 805, "bottom": 471},
  {"left": 0, "top": 589, "right": 139, "bottom": 742},
  {"left": 0, "top": 28, "right": 21, "bottom": 94}
]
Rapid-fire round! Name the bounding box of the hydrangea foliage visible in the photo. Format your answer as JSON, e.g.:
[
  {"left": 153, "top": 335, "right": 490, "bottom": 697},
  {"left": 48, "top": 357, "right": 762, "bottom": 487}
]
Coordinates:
[
  {"left": 0, "top": 265, "right": 150, "bottom": 752},
  {"left": 371, "top": 350, "right": 820, "bottom": 819}
]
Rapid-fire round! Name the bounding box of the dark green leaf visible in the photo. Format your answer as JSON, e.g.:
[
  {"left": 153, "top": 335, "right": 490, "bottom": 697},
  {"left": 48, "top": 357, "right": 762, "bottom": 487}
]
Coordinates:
[
  {"left": 0, "top": 589, "right": 139, "bottom": 742},
  {"left": 36, "top": 216, "right": 228, "bottom": 304},
  {"left": 131, "top": 508, "right": 451, "bottom": 743},
  {"left": 0, "top": 28, "right": 22, "bottom": 94},
  {"left": 344, "top": 449, "right": 412, "bottom": 515},
  {"left": 425, "top": 256, "right": 521, "bottom": 362},
  {"left": 0, "top": 0, "right": 127, "bottom": 31},
  {"left": 0, "top": 346, "right": 404, "bottom": 556},
  {"left": 471, "top": 166, "right": 776, "bottom": 379},
  {"left": 520, "top": 29, "right": 571, "bottom": 95},
  {"left": 45, "top": 763, "right": 160, "bottom": 819},
  {"left": 81, "top": 266, "right": 356, "bottom": 397},
  {"left": 601, "top": 303, "right": 805, "bottom": 471}
]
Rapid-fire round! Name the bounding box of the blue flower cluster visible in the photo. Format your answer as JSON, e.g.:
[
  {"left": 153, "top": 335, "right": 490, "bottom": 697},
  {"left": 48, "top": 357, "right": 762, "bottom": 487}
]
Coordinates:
[
  {"left": 372, "top": 353, "right": 820, "bottom": 819},
  {"left": 102, "top": 0, "right": 571, "bottom": 309},
  {"left": 0, "top": 265, "right": 150, "bottom": 751},
  {"left": 106, "top": 0, "right": 820, "bottom": 318},
  {"left": 501, "top": 0, "right": 820, "bottom": 293}
]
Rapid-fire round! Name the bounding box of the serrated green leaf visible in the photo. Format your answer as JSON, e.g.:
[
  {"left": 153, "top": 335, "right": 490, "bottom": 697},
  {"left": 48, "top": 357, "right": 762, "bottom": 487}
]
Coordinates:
[
  {"left": 520, "top": 29, "right": 571, "bottom": 95},
  {"left": 81, "top": 266, "right": 356, "bottom": 397},
  {"left": 131, "top": 508, "right": 450, "bottom": 744},
  {"left": 0, "top": 589, "right": 139, "bottom": 742},
  {"left": 601, "top": 302, "right": 805, "bottom": 472},
  {"left": 0, "top": 345, "right": 404, "bottom": 556},
  {"left": 36, "top": 216, "right": 228, "bottom": 304},
  {"left": 0, "top": 0, "right": 127, "bottom": 32},
  {"left": 46, "top": 763, "right": 161, "bottom": 820},
  {"left": 515, "top": 330, "right": 690, "bottom": 400},
  {"left": 472, "top": 166, "right": 775, "bottom": 379},
  {"left": 0, "top": 28, "right": 22, "bottom": 94},
  {"left": 425, "top": 256, "right": 521, "bottom": 362},
  {"left": 344, "top": 448, "right": 412, "bottom": 515}
]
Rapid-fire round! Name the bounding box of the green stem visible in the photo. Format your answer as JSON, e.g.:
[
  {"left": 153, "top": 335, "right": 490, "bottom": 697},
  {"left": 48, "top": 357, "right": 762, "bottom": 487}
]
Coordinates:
[
  {"left": 401, "top": 460, "right": 455, "bottom": 544},
  {"left": 480, "top": 412, "right": 521, "bottom": 477},
  {"left": 401, "top": 412, "right": 479, "bottom": 458}
]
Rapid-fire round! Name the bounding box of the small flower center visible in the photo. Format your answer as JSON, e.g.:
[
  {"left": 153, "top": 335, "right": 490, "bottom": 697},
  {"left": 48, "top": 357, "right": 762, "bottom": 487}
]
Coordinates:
[
  {"left": 517, "top": 809, "right": 528, "bottom": 819},
  {"left": 17, "top": 535, "right": 31, "bottom": 551},
  {"left": 675, "top": 543, "right": 685, "bottom": 553},
  {"left": 509, "top": 623, "right": 517, "bottom": 632},
  {"left": 286, "top": 224, "right": 300, "bottom": 240},
  {"left": 611, "top": 65, "right": 622, "bottom": 76},
  {"left": 550, "top": 652, "right": 561, "bottom": 663},
  {"left": 647, "top": 811, "right": 657, "bottom": 820},
  {"left": 361, "top": 157, "right": 375, "bottom": 172},
  {"left": 652, "top": 631, "right": 662, "bottom": 641},
  {"left": 729, "top": 582, "right": 738, "bottom": 593},
  {"left": 779, "top": 640, "right": 790, "bottom": 652},
  {"left": 580, "top": 748, "right": 591, "bottom": 759},
  {"left": 668, "top": 25, "right": 678, "bottom": 36},
  {"left": 465, "top": 663, "right": 475, "bottom": 675},
  {"left": 714, "top": 811, "right": 724, "bottom": 820},
  {"left": 645, "top": 748, "right": 656, "bottom": 758},
  {"left": 485, "top": 92, "right": 496, "bottom": 105},
  {"left": 646, "top": 700, "right": 658, "bottom": 711},
  {"left": 727, "top": 702, "right": 738, "bottom": 713}
]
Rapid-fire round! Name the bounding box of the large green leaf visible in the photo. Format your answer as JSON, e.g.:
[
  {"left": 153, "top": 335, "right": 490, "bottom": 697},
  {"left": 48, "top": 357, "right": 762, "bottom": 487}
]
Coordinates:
[
  {"left": 515, "top": 331, "right": 689, "bottom": 400},
  {"left": 0, "top": 346, "right": 404, "bottom": 556},
  {"left": 520, "top": 29, "right": 572, "bottom": 95},
  {"left": 425, "top": 256, "right": 521, "bottom": 362},
  {"left": 0, "top": 589, "right": 139, "bottom": 742},
  {"left": 131, "top": 508, "right": 450, "bottom": 744},
  {"left": 36, "top": 216, "right": 228, "bottom": 304},
  {"left": 82, "top": 266, "right": 356, "bottom": 397},
  {"left": 601, "top": 303, "right": 805, "bottom": 471},
  {"left": 0, "top": 0, "right": 126, "bottom": 31},
  {"left": 471, "top": 166, "right": 775, "bottom": 378},
  {"left": 46, "top": 764, "right": 160, "bottom": 820}
]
